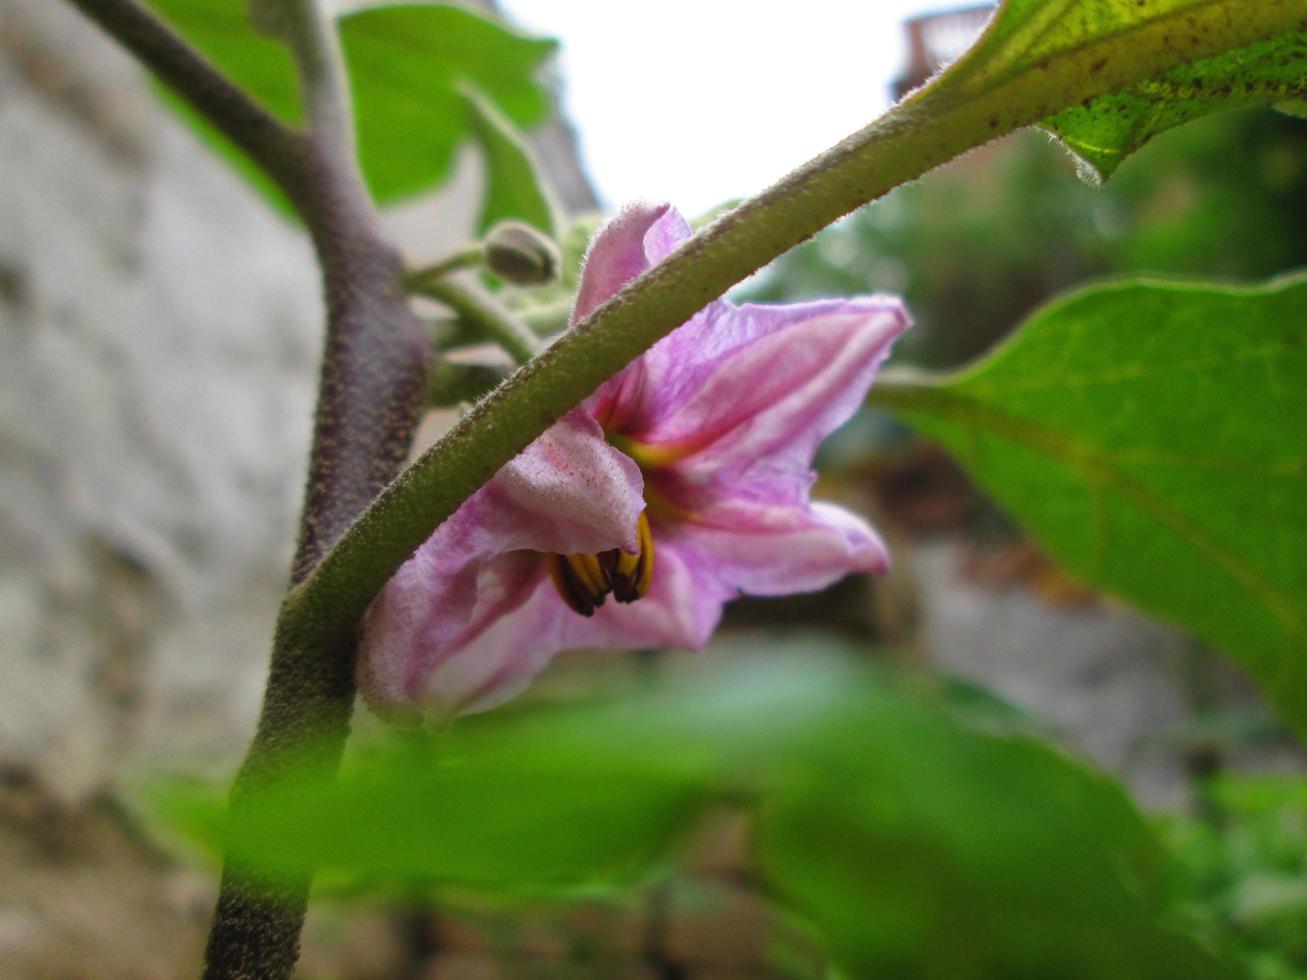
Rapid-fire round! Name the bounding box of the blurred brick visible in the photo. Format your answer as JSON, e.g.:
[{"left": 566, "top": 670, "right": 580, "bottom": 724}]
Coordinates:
[
  {"left": 424, "top": 951, "right": 504, "bottom": 980},
  {"left": 298, "top": 907, "right": 411, "bottom": 980},
  {"left": 433, "top": 912, "right": 498, "bottom": 954},
  {"left": 663, "top": 882, "right": 773, "bottom": 971},
  {"left": 436, "top": 900, "right": 646, "bottom": 961},
  {"left": 548, "top": 901, "right": 648, "bottom": 958},
  {"left": 683, "top": 812, "right": 751, "bottom": 876}
]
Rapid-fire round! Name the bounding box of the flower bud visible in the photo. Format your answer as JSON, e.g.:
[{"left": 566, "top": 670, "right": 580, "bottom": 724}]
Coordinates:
[{"left": 484, "top": 221, "right": 560, "bottom": 286}]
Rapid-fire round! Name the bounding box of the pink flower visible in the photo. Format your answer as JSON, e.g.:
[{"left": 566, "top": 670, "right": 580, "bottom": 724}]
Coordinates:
[{"left": 359, "top": 203, "right": 910, "bottom": 723}]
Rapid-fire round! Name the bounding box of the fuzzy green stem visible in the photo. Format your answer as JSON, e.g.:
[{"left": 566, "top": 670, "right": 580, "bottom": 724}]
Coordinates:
[
  {"left": 407, "top": 247, "right": 488, "bottom": 287},
  {"left": 414, "top": 277, "right": 540, "bottom": 364},
  {"left": 280, "top": 0, "right": 1302, "bottom": 651}
]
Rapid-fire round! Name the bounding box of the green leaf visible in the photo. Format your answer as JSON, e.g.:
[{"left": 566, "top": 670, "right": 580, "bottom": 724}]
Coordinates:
[
  {"left": 945, "top": 0, "right": 1306, "bottom": 91},
  {"left": 910, "top": 0, "right": 1307, "bottom": 185},
  {"left": 1043, "top": 31, "right": 1307, "bottom": 180},
  {"left": 144, "top": 0, "right": 302, "bottom": 121},
  {"left": 340, "top": 4, "right": 556, "bottom": 204},
  {"left": 145, "top": 646, "right": 1233, "bottom": 973},
  {"left": 147, "top": 647, "right": 861, "bottom": 896},
  {"left": 144, "top": 0, "right": 556, "bottom": 208},
  {"left": 462, "top": 86, "right": 559, "bottom": 236},
  {"left": 758, "top": 704, "right": 1231, "bottom": 979},
  {"left": 873, "top": 275, "right": 1307, "bottom": 737},
  {"left": 244, "top": 757, "right": 703, "bottom": 895}
]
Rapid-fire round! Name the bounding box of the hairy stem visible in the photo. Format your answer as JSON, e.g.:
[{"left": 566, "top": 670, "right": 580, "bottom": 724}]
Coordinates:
[
  {"left": 199, "top": 2, "right": 429, "bottom": 977},
  {"left": 407, "top": 246, "right": 488, "bottom": 284},
  {"left": 281, "top": 0, "right": 1301, "bottom": 652},
  {"left": 411, "top": 277, "right": 540, "bottom": 365}
]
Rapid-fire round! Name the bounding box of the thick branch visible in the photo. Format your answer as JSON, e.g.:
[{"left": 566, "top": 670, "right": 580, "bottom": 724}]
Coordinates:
[
  {"left": 65, "top": 0, "right": 307, "bottom": 202},
  {"left": 63, "top": 0, "right": 427, "bottom": 975},
  {"left": 200, "top": 3, "right": 429, "bottom": 978}
]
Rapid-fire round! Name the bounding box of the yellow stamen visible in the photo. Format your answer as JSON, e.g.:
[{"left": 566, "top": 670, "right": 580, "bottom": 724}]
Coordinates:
[
  {"left": 548, "top": 513, "right": 656, "bottom": 615},
  {"left": 606, "top": 512, "right": 655, "bottom": 604},
  {"left": 568, "top": 553, "right": 610, "bottom": 600},
  {"left": 547, "top": 553, "right": 610, "bottom": 617}
]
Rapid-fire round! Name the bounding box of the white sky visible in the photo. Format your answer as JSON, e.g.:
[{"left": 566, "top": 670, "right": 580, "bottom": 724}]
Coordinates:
[{"left": 500, "top": 1, "right": 936, "bottom": 216}]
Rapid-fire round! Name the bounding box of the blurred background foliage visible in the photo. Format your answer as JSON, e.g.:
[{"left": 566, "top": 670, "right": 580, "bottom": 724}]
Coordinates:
[
  {"left": 1168, "top": 777, "right": 1307, "bottom": 980},
  {"left": 151, "top": 642, "right": 1237, "bottom": 979},
  {"left": 744, "top": 108, "right": 1307, "bottom": 369}
]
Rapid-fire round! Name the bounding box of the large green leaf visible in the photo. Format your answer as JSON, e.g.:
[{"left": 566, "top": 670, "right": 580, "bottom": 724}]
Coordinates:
[
  {"left": 759, "top": 702, "right": 1229, "bottom": 979},
  {"left": 145, "top": 0, "right": 556, "bottom": 207},
  {"left": 944, "top": 0, "right": 1306, "bottom": 93},
  {"left": 340, "top": 3, "right": 555, "bottom": 204},
  {"left": 146, "top": 646, "right": 1233, "bottom": 974},
  {"left": 916, "top": 0, "right": 1307, "bottom": 182},
  {"left": 873, "top": 275, "right": 1307, "bottom": 736},
  {"left": 1044, "top": 31, "right": 1307, "bottom": 180}
]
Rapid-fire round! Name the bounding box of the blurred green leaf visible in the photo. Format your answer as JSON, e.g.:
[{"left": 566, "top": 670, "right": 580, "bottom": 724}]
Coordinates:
[
  {"left": 145, "top": 0, "right": 302, "bottom": 120},
  {"left": 1165, "top": 776, "right": 1307, "bottom": 977},
  {"left": 874, "top": 275, "right": 1307, "bottom": 737},
  {"left": 750, "top": 112, "right": 1307, "bottom": 371},
  {"left": 145, "top": 0, "right": 556, "bottom": 208},
  {"left": 462, "top": 86, "right": 558, "bottom": 236},
  {"left": 1043, "top": 32, "right": 1307, "bottom": 180},
  {"left": 151, "top": 731, "right": 711, "bottom": 897},
  {"left": 341, "top": 4, "right": 555, "bottom": 204},
  {"left": 1231, "top": 875, "right": 1307, "bottom": 931},
  {"left": 758, "top": 703, "right": 1230, "bottom": 979},
  {"left": 142, "top": 0, "right": 301, "bottom": 210},
  {"left": 147, "top": 647, "right": 1234, "bottom": 974},
  {"left": 149, "top": 648, "right": 861, "bottom": 896}
]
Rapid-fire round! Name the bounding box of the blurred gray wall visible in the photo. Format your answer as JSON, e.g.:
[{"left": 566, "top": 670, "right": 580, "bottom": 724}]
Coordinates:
[{"left": 0, "top": 0, "right": 591, "bottom": 802}]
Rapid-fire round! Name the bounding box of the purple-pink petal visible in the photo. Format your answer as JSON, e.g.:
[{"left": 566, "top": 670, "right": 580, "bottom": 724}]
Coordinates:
[
  {"left": 644, "top": 297, "right": 908, "bottom": 507},
  {"left": 357, "top": 411, "right": 644, "bottom": 722},
  {"left": 663, "top": 499, "right": 890, "bottom": 600},
  {"left": 415, "top": 540, "right": 729, "bottom": 718},
  {"left": 579, "top": 203, "right": 734, "bottom": 433},
  {"left": 571, "top": 201, "right": 690, "bottom": 323}
]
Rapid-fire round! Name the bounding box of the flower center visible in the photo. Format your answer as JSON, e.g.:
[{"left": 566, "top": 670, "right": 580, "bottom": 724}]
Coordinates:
[
  {"left": 548, "top": 512, "right": 654, "bottom": 617},
  {"left": 606, "top": 432, "right": 699, "bottom": 469}
]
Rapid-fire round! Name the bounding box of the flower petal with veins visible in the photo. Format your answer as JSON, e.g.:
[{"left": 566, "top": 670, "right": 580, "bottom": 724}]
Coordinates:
[
  {"left": 358, "top": 204, "right": 909, "bottom": 723},
  {"left": 358, "top": 412, "right": 643, "bottom": 721}
]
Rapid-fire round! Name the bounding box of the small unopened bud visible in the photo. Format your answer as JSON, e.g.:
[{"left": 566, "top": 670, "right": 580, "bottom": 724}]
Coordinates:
[{"left": 484, "top": 221, "right": 560, "bottom": 286}]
